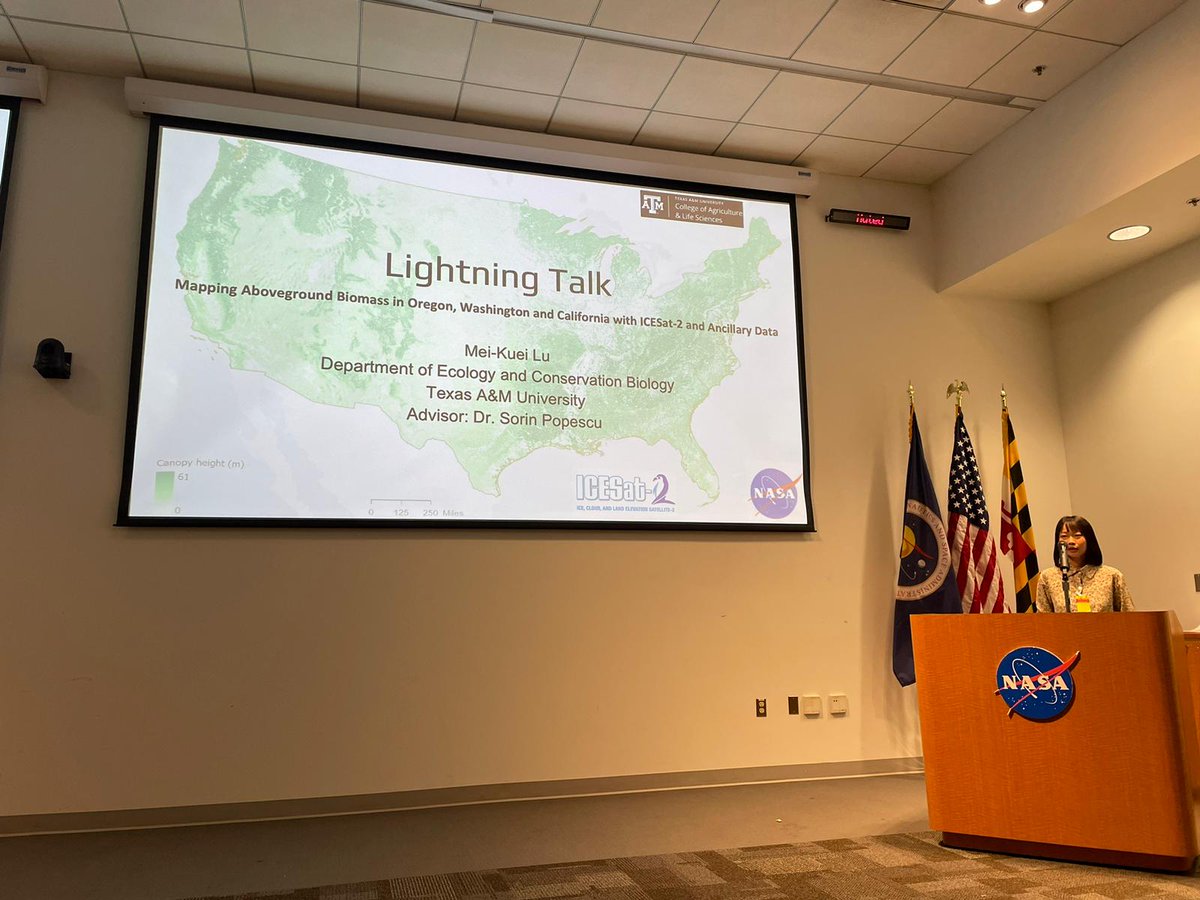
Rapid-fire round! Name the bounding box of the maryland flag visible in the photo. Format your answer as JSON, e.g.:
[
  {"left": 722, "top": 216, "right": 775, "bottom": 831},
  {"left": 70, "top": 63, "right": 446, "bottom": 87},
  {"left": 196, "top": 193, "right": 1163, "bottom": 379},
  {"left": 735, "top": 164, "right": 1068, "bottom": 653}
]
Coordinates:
[{"left": 999, "top": 407, "right": 1040, "bottom": 612}]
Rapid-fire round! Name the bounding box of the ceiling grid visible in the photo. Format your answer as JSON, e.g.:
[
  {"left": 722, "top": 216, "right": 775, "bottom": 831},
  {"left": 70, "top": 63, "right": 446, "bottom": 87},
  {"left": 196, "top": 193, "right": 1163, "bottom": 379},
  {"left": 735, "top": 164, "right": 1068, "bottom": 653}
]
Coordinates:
[{"left": 0, "top": 0, "right": 1185, "bottom": 184}]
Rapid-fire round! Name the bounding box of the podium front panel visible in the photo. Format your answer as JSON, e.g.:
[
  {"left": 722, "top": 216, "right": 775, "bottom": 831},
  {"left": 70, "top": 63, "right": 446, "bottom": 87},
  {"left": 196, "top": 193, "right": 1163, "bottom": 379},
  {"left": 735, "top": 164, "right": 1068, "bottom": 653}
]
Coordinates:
[{"left": 912, "top": 611, "right": 1198, "bottom": 866}]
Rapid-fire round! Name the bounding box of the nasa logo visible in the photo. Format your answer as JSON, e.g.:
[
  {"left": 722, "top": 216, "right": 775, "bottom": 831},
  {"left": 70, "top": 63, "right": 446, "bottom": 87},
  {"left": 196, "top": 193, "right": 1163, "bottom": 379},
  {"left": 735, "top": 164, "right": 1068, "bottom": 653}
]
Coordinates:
[
  {"left": 750, "top": 468, "right": 800, "bottom": 519},
  {"left": 994, "top": 646, "right": 1081, "bottom": 721},
  {"left": 896, "top": 500, "right": 952, "bottom": 600}
]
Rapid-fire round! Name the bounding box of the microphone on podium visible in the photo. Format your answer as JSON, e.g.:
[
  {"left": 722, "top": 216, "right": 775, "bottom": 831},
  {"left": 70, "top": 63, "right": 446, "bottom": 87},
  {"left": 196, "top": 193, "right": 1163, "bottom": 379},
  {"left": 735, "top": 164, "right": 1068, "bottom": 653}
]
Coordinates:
[{"left": 1060, "top": 542, "right": 1072, "bottom": 612}]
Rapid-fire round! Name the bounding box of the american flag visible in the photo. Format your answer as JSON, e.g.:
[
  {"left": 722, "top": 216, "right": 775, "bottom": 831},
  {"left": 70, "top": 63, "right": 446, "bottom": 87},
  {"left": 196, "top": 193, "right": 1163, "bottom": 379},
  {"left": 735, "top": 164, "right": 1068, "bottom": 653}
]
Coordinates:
[{"left": 948, "top": 410, "right": 1009, "bottom": 613}]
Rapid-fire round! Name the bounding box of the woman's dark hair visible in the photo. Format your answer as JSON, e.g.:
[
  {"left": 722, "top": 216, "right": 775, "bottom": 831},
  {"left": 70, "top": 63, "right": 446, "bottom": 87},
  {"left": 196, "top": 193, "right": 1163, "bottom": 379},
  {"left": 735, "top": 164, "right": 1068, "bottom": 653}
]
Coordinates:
[{"left": 1052, "top": 515, "right": 1103, "bottom": 567}]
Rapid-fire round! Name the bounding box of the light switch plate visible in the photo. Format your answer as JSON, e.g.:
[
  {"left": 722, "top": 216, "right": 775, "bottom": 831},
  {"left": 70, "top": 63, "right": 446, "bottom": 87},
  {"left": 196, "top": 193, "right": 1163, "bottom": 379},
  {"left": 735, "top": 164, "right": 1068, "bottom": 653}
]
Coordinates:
[
  {"left": 801, "top": 694, "right": 821, "bottom": 717},
  {"left": 829, "top": 693, "right": 849, "bottom": 716}
]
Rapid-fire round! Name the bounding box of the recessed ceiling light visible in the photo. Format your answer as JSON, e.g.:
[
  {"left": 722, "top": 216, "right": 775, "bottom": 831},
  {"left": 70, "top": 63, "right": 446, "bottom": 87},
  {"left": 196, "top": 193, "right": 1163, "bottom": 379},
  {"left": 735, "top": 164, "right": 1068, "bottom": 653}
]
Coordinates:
[
  {"left": 979, "top": 0, "right": 1003, "bottom": 5},
  {"left": 1107, "top": 225, "right": 1151, "bottom": 241},
  {"left": 1018, "top": 0, "right": 1046, "bottom": 11}
]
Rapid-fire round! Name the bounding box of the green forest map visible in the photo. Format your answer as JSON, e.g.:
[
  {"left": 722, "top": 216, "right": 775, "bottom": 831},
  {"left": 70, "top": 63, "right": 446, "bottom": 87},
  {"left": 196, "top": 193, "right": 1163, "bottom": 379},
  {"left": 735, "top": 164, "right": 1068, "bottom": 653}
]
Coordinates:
[{"left": 175, "top": 138, "right": 780, "bottom": 497}]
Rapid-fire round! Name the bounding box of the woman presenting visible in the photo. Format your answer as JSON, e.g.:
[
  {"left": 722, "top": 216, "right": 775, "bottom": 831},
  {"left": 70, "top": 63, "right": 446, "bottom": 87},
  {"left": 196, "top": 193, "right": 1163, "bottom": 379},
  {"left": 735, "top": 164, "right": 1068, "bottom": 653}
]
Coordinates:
[{"left": 1035, "top": 516, "right": 1134, "bottom": 612}]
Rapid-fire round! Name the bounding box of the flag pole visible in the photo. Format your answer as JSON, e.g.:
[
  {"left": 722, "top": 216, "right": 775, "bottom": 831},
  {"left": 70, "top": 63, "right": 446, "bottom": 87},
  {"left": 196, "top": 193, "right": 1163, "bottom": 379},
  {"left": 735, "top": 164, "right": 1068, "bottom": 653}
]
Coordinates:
[
  {"left": 1000, "top": 385, "right": 1009, "bottom": 470},
  {"left": 1001, "top": 385, "right": 1009, "bottom": 454},
  {"left": 907, "top": 382, "right": 915, "bottom": 442},
  {"left": 946, "top": 380, "right": 969, "bottom": 413}
]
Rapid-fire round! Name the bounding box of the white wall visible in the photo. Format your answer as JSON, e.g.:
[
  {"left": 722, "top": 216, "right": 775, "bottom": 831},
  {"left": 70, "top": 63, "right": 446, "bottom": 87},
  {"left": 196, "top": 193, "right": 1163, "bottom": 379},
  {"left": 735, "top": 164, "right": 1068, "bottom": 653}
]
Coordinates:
[
  {"left": 935, "top": 0, "right": 1200, "bottom": 291},
  {"left": 0, "top": 73, "right": 1070, "bottom": 818},
  {"left": 1050, "top": 236, "right": 1200, "bottom": 626}
]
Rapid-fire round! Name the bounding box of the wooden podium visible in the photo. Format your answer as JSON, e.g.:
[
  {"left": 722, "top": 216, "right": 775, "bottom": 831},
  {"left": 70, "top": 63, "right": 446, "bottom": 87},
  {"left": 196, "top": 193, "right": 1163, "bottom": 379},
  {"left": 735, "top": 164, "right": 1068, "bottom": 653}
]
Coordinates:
[{"left": 912, "top": 611, "right": 1200, "bottom": 871}]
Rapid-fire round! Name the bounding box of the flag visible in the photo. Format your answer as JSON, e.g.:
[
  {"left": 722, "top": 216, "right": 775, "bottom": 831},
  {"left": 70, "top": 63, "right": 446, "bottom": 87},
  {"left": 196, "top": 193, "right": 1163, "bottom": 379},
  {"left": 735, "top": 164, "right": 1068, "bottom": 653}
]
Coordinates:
[
  {"left": 894, "top": 406, "right": 961, "bottom": 686},
  {"left": 999, "top": 408, "right": 1040, "bottom": 613},
  {"left": 948, "top": 410, "right": 1010, "bottom": 613}
]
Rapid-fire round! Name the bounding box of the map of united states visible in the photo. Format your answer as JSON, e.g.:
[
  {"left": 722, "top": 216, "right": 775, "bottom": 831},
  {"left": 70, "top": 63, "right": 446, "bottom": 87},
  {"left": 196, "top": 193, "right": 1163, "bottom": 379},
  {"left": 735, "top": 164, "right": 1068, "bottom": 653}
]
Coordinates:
[{"left": 175, "top": 138, "right": 781, "bottom": 498}]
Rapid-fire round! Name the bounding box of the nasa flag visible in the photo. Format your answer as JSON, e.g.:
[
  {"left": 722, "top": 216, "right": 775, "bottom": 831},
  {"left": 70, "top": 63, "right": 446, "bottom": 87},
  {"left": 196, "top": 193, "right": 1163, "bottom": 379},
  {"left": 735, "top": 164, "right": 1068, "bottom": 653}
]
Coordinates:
[{"left": 894, "top": 406, "right": 961, "bottom": 686}]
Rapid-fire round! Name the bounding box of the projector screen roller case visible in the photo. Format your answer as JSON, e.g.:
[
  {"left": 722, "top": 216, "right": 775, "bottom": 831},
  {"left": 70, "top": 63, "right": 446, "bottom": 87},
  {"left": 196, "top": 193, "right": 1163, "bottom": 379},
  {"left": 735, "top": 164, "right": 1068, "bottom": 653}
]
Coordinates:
[{"left": 118, "top": 119, "right": 813, "bottom": 529}]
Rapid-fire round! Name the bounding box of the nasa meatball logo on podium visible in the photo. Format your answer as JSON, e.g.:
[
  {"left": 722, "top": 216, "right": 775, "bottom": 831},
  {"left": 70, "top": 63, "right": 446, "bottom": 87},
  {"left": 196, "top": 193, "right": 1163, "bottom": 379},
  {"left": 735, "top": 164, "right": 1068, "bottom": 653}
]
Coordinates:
[{"left": 995, "top": 647, "right": 1081, "bottom": 721}]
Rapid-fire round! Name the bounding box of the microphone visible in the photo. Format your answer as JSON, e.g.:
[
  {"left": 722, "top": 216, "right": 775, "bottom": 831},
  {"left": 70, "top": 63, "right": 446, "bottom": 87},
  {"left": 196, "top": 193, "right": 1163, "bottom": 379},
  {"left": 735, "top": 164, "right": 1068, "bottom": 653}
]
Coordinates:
[{"left": 1059, "top": 541, "right": 1072, "bottom": 612}]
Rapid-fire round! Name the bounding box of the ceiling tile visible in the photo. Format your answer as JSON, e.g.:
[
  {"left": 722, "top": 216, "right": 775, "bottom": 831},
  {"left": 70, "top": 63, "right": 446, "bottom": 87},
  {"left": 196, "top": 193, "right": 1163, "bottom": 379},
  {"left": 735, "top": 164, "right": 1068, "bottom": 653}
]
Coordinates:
[
  {"left": 12, "top": 19, "right": 141, "bottom": 77},
  {"left": 243, "top": 0, "right": 359, "bottom": 64},
  {"left": 134, "top": 36, "right": 252, "bottom": 91},
  {"left": 695, "top": 0, "right": 834, "bottom": 58},
  {"left": 249, "top": 51, "right": 357, "bottom": 106},
  {"left": 793, "top": 0, "right": 937, "bottom": 73},
  {"left": 359, "top": 69, "right": 461, "bottom": 119},
  {"left": 0, "top": 17, "right": 29, "bottom": 62},
  {"left": 3, "top": 0, "right": 124, "bottom": 29},
  {"left": 825, "top": 86, "right": 949, "bottom": 144},
  {"left": 743, "top": 72, "right": 864, "bottom": 132},
  {"left": 904, "top": 99, "right": 1027, "bottom": 153},
  {"left": 971, "top": 31, "right": 1115, "bottom": 100},
  {"left": 796, "top": 134, "right": 892, "bottom": 176},
  {"left": 715, "top": 124, "right": 816, "bottom": 164},
  {"left": 562, "top": 40, "right": 679, "bottom": 107},
  {"left": 548, "top": 99, "right": 647, "bottom": 142},
  {"left": 865, "top": 145, "right": 967, "bottom": 184},
  {"left": 457, "top": 83, "right": 558, "bottom": 131},
  {"left": 491, "top": 0, "right": 602, "bottom": 24},
  {"left": 360, "top": 4, "right": 474, "bottom": 81},
  {"left": 120, "top": 0, "right": 246, "bottom": 45},
  {"left": 592, "top": 0, "right": 719, "bottom": 42},
  {"left": 885, "top": 14, "right": 1028, "bottom": 87},
  {"left": 655, "top": 58, "right": 775, "bottom": 121},
  {"left": 1043, "top": 0, "right": 1184, "bottom": 45},
  {"left": 946, "top": 0, "right": 1059, "bottom": 27},
  {"left": 465, "top": 23, "right": 581, "bottom": 94},
  {"left": 633, "top": 111, "right": 734, "bottom": 154}
]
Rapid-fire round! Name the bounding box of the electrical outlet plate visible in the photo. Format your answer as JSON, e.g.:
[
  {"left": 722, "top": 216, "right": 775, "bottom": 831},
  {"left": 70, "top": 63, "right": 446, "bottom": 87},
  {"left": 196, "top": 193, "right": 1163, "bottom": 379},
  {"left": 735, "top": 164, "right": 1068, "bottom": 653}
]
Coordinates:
[
  {"left": 801, "top": 694, "right": 821, "bottom": 717},
  {"left": 756, "top": 698, "right": 767, "bottom": 717},
  {"left": 829, "top": 693, "right": 849, "bottom": 716},
  {"left": 1194, "top": 573, "right": 1200, "bottom": 592}
]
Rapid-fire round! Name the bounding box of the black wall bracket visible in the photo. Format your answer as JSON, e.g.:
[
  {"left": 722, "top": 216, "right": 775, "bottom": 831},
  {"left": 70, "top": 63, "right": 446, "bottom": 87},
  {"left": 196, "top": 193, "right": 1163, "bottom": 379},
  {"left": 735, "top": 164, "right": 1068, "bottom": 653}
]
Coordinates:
[{"left": 33, "top": 338, "right": 72, "bottom": 379}]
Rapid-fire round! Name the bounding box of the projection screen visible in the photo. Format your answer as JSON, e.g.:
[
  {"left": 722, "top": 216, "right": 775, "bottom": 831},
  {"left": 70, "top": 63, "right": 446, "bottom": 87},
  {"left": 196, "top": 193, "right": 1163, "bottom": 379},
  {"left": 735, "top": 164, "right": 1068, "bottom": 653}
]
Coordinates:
[
  {"left": 0, "top": 96, "right": 18, "bottom": 260},
  {"left": 118, "top": 118, "right": 813, "bottom": 529}
]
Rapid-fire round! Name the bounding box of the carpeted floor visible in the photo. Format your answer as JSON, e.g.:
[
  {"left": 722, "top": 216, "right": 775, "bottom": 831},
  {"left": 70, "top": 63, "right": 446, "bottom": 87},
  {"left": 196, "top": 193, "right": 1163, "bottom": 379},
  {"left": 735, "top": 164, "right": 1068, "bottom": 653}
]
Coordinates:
[{"left": 185, "top": 831, "right": 1200, "bottom": 900}]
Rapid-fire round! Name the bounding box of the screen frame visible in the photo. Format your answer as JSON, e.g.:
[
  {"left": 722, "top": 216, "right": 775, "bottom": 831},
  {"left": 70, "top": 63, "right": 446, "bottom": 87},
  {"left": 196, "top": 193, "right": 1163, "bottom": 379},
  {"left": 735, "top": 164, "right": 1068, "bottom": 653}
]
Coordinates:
[
  {"left": 0, "top": 95, "right": 21, "bottom": 264},
  {"left": 117, "top": 114, "right": 815, "bottom": 532}
]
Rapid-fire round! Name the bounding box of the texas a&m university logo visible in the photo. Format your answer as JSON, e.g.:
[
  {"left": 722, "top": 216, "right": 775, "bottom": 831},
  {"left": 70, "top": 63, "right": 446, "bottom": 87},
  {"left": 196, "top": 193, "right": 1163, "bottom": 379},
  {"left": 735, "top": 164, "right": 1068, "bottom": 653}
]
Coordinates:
[{"left": 640, "top": 192, "right": 666, "bottom": 218}]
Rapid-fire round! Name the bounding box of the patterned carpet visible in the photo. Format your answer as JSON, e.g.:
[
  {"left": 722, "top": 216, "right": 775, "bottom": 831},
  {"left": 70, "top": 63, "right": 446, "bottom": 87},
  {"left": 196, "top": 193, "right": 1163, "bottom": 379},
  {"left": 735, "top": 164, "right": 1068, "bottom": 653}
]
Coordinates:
[{"left": 186, "top": 831, "right": 1200, "bottom": 900}]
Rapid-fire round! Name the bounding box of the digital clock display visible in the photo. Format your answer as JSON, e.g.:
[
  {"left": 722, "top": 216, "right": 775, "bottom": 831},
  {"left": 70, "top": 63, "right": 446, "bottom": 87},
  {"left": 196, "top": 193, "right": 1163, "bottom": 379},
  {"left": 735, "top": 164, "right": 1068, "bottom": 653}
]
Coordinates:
[{"left": 825, "top": 208, "right": 910, "bottom": 230}]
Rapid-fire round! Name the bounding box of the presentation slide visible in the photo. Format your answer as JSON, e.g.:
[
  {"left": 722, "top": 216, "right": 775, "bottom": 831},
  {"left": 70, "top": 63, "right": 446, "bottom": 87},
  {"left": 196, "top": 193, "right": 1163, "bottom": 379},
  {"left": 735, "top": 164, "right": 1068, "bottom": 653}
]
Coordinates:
[{"left": 120, "top": 121, "right": 812, "bottom": 528}]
